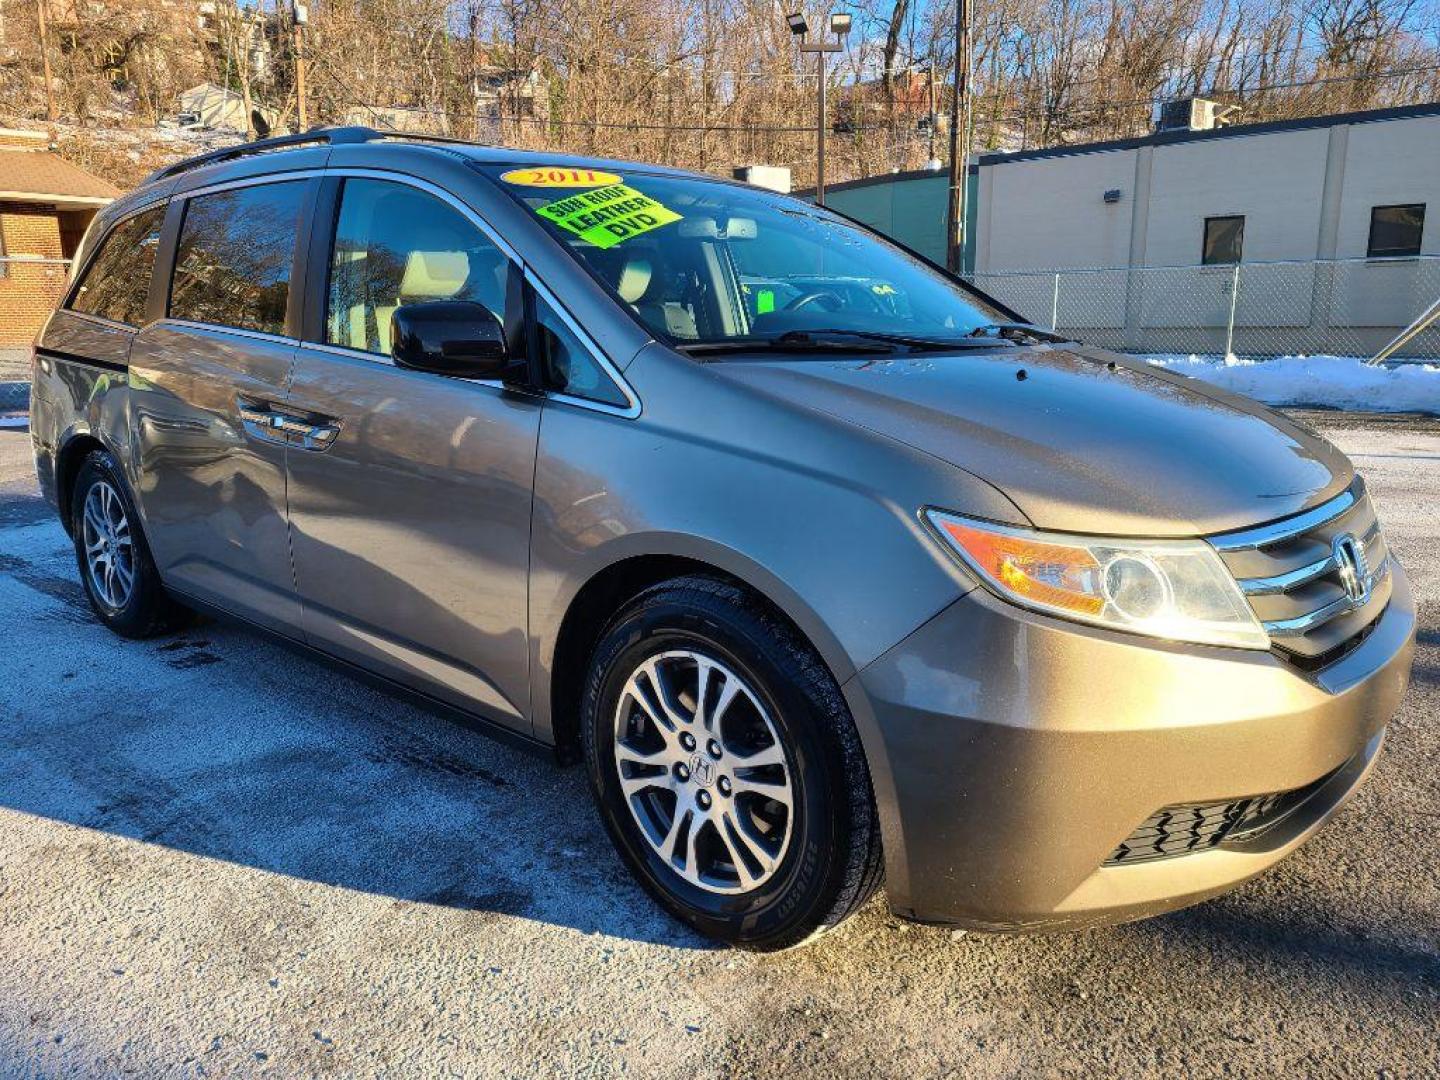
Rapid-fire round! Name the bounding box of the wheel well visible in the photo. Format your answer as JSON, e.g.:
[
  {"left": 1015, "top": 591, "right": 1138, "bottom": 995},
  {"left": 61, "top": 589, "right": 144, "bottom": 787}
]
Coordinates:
[
  {"left": 55, "top": 434, "right": 106, "bottom": 535},
  {"left": 548, "top": 555, "right": 801, "bottom": 763}
]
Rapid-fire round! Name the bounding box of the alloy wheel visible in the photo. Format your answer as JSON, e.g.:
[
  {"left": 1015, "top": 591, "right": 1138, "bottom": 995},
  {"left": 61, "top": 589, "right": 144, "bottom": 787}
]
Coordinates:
[
  {"left": 612, "top": 649, "right": 794, "bottom": 894},
  {"left": 81, "top": 479, "right": 135, "bottom": 611}
]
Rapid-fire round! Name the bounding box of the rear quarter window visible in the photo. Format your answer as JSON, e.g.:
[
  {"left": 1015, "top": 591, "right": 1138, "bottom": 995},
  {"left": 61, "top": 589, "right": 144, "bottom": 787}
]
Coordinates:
[
  {"left": 67, "top": 205, "right": 166, "bottom": 326},
  {"left": 168, "top": 180, "right": 307, "bottom": 336}
]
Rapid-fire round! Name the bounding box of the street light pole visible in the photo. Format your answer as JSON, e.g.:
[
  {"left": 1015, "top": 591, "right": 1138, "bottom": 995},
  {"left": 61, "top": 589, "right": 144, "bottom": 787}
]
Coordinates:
[
  {"left": 294, "top": 2, "right": 309, "bottom": 131},
  {"left": 816, "top": 48, "right": 827, "bottom": 201},
  {"left": 788, "top": 12, "right": 850, "bottom": 206}
]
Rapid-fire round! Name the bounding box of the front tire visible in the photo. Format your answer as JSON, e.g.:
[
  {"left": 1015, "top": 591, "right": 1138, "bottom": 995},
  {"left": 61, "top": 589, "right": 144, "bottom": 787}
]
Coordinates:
[
  {"left": 581, "top": 575, "right": 883, "bottom": 950},
  {"left": 70, "top": 449, "right": 188, "bottom": 638}
]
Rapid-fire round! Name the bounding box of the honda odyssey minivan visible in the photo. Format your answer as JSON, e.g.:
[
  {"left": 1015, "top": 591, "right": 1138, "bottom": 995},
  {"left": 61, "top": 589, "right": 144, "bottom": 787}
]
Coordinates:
[{"left": 29, "top": 128, "right": 1415, "bottom": 949}]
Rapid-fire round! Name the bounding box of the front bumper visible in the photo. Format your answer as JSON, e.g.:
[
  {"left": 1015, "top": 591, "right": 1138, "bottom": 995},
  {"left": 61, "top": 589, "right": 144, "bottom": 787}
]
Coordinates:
[{"left": 845, "top": 561, "right": 1415, "bottom": 930}]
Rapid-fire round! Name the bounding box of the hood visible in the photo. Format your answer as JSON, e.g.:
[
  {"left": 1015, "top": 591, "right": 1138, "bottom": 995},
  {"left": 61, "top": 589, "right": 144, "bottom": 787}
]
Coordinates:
[{"left": 709, "top": 346, "right": 1353, "bottom": 536}]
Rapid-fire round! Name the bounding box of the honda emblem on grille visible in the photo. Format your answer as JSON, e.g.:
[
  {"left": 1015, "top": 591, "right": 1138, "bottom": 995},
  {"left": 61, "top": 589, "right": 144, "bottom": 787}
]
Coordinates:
[{"left": 1333, "top": 533, "right": 1370, "bottom": 604}]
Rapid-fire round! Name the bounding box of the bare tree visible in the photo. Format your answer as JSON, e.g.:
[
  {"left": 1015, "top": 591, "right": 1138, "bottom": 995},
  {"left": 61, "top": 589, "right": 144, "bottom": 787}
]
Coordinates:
[{"left": 5, "top": 0, "right": 1440, "bottom": 192}]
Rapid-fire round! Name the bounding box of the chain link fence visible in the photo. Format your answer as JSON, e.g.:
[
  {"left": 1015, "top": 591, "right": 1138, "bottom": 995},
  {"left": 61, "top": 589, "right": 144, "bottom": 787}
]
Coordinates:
[
  {"left": 963, "top": 257, "right": 1440, "bottom": 363},
  {"left": 7, "top": 254, "right": 1440, "bottom": 363},
  {"left": 0, "top": 255, "right": 72, "bottom": 281},
  {"left": 1, "top": 255, "right": 73, "bottom": 304}
]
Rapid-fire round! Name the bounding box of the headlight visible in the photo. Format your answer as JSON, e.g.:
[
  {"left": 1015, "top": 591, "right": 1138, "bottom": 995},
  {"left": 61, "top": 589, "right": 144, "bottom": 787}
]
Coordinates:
[{"left": 925, "top": 510, "right": 1269, "bottom": 650}]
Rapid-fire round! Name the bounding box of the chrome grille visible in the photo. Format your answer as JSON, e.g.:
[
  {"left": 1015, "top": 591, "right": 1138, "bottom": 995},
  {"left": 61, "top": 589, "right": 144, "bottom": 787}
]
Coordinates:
[{"left": 1209, "top": 483, "right": 1391, "bottom": 665}]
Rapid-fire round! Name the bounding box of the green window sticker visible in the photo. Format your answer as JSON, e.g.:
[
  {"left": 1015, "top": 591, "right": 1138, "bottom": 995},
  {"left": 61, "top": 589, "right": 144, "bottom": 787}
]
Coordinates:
[
  {"left": 756, "top": 289, "right": 776, "bottom": 315},
  {"left": 535, "top": 184, "right": 682, "bottom": 249}
]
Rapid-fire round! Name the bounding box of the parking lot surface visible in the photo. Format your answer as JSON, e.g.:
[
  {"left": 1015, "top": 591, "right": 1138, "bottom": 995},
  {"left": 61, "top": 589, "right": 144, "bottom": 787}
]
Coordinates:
[{"left": 1, "top": 416, "right": 1437, "bottom": 1079}]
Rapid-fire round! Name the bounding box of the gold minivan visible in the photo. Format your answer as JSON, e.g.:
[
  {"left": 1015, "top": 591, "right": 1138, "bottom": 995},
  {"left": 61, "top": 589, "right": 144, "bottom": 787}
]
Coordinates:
[{"left": 30, "top": 128, "right": 1415, "bottom": 948}]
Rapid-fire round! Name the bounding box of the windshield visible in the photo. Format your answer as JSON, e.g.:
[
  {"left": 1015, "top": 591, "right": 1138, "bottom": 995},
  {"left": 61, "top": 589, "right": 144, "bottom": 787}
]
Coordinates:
[{"left": 479, "top": 165, "right": 1011, "bottom": 348}]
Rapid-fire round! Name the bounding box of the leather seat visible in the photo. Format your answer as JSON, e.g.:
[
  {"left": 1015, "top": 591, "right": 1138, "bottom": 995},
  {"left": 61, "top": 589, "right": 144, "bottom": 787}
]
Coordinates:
[
  {"left": 368, "top": 250, "right": 470, "bottom": 354},
  {"left": 334, "top": 185, "right": 506, "bottom": 355},
  {"left": 614, "top": 253, "right": 698, "bottom": 339}
]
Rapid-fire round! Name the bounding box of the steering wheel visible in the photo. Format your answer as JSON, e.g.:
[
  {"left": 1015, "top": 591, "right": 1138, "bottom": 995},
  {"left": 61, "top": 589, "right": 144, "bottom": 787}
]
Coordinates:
[{"left": 784, "top": 289, "right": 846, "bottom": 313}]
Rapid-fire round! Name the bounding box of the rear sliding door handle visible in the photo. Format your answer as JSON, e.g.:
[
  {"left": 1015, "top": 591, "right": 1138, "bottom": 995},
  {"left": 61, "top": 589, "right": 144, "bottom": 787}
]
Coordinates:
[
  {"left": 271, "top": 414, "right": 341, "bottom": 449},
  {"left": 237, "top": 397, "right": 341, "bottom": 452},
  {"left": 238, "top": 404, "right": 274, "bottom": 427}
]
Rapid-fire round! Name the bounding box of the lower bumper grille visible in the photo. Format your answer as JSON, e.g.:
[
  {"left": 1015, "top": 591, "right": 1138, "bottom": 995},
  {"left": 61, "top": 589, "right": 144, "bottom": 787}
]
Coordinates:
[{"left": 1106, "top": 767, "right": 1341, "bottom": 866}]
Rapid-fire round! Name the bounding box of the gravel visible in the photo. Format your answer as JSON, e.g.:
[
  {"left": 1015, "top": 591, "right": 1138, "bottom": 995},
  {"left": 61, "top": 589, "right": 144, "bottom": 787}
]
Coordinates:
[{"left": 1, "top": 417, "right": 1436, "bottom": 1079}]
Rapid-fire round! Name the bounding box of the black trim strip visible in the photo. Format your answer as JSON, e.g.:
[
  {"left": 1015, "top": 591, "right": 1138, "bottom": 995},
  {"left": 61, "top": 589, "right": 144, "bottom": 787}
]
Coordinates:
[
  {"left": 165, "top": 587, "right": 552, "bottom": 759},
  {"left": 35, "top": 346, "right": 128, "bottom": 374}
]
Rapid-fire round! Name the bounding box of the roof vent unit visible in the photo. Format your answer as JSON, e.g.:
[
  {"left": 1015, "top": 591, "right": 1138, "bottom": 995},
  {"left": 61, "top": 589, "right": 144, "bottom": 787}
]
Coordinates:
[
  {"left": 732, "top": 164, "right": 792, "bottom": 194},
  {"left": 1154, "top": 98, "right": 1239, "bottom": 133}
]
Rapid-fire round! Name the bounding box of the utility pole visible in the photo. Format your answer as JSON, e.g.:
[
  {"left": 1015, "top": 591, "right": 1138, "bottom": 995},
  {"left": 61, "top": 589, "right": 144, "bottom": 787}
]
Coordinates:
[
  {"left": 294, "top": 2, "right": 309, "bottom": 131},
  {"left": 787, "top": 12, "right": 851, "bottom": 206},
  {"left": 36, "top": 0, "right": 58, "bottom": 122},
  {"left": 927, "top": 65, "right": 937, "bottom": 162},
  {"left": 945, "top": 0, "right": 970, "bottom": 272}
]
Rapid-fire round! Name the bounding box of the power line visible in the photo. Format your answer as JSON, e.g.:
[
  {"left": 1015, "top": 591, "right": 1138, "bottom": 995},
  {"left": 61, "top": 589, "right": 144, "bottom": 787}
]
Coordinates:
[
  {"left": 966, "top": 60, "right": 1440, "bottom": 125},
  {"left": 309, "top": 37, "right": 1440, "bottom": 144},
  {"left": 314, "top": 56, "right": 908, "bottom": 136}
]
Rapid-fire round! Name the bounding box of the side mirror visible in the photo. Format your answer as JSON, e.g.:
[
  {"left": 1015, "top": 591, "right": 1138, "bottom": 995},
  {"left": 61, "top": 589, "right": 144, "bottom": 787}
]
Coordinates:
[{"left": 391, "top": 301, "right": 511, "bottom": 379}]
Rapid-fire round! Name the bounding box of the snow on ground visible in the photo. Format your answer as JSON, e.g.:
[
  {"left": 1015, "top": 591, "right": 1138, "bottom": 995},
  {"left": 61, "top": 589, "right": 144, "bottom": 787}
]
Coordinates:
[
  {"left": 2, "top": 423, "right": 1440, "bottom": 1078},
  {"left": 1145, "top": 353, "right": 1440, "bottom": 414}
]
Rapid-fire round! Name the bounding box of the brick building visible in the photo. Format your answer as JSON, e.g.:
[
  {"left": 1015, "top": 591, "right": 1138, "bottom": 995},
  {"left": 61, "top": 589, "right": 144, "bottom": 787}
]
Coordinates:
[{"left": 0, "top": 129, "right": 120, "bottom": 346}]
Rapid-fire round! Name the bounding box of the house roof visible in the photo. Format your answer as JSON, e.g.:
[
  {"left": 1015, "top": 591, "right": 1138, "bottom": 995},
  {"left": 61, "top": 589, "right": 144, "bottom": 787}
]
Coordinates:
[
  {"left": 977, "top": 99, "right": 1440, "bottom": 167},
  {"left": 0, "top": 147, "right": 120, "bottom": 208}
]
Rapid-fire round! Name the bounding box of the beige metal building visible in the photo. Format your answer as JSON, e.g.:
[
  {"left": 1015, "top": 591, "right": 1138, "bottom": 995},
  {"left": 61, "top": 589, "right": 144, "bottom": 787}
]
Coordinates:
[{"left": 970, "top": 103, "right": 1440, "bottom": 357}]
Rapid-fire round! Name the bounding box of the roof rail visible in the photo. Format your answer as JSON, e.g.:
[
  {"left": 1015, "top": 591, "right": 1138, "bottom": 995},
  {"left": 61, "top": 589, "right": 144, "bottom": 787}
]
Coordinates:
[{"left": 144, "top": 126, "right": 385, "bottom": 185}]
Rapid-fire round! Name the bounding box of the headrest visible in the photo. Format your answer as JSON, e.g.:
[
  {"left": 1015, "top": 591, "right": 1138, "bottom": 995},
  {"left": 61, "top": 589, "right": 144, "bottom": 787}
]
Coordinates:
[
  {"left": 399, "top": 250, "right": 469, "bottom": 298},
  {"left": 616, "top": 257, "right": 653, "bottom": 304}
]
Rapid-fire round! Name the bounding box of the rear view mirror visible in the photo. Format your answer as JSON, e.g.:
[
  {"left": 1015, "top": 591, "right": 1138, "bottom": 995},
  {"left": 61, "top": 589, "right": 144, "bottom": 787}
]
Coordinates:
[
  {"left": 391, "top": 301, "right": 511, "bottom": 379},
  {"left": 677, "top": 216, "right": 758, "bottom": 240}
]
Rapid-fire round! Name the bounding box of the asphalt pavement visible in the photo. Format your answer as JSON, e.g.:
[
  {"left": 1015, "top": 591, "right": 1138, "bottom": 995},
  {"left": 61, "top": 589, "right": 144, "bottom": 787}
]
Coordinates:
[{"left": 1, "top": 416, "right": 1436, "bottom": 1079}]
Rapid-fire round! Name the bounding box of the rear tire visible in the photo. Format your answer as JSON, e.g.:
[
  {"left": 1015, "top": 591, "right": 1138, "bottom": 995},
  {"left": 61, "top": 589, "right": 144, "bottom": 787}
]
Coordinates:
[
  {"left": 581, "top": 575, "right": 883, "bottom": 950},
  {"left": 70, "top": 449, "right": 189, "bottom": 639}
]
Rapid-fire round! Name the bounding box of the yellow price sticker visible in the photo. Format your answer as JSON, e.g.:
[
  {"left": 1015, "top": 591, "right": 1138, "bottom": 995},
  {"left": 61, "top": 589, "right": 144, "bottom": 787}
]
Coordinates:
[
  {"left": 535, "top": 184, "right": 682, "bottom": 249},
  {"left": 501, "top": 166, "right": 623, "bottom": 188}
]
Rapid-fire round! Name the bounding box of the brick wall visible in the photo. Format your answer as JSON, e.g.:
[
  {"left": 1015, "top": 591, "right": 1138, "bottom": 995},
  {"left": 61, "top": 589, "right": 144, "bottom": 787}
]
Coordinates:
[{"left": 0, "top": 201, "right": 71, "bottom": 347}]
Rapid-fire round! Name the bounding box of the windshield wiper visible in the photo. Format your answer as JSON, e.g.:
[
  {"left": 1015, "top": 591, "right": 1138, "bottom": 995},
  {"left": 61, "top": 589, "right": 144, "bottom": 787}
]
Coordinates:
[
  {"left": 967, "top": 322, "right": 1075, "bottom": 345},
  {"left": 778, "top": 328, "right": 1013, "bottom": 351},
  {"left": 678, "top": 328, "right": 1009, "bottom": 356}
]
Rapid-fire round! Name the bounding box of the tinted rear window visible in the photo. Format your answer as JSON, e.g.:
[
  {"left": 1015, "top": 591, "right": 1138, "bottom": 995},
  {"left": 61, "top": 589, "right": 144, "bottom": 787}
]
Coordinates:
[
  {"left": 68, "top": 205, "right": 166, "bottom": 326},
  {"left": 169, "top": 181, "right": 306, "bottom": 335}
]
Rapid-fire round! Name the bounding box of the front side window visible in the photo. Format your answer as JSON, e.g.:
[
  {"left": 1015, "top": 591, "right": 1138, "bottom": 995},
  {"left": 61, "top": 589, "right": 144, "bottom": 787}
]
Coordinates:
[
  {"left": 1202, "top": 215, "right": 1244, "bottom": 265},
  {"left": 68, "top": 205, "right": 165, "bottom": 326},
  {"left": 326, "top": 178, "right": 509, "bottom": 356},
  {"left": 169, "top": 181, "right": 306, "bottom": 335},
  {"left": 536, "top": 296, "right": 628, "bottom": 407},
  {"left": 1367, "top": 204, "right": 1424, "bottom": 258},
  {"left": 480, "top": 166, "right": 1008, "bottom": 347}
]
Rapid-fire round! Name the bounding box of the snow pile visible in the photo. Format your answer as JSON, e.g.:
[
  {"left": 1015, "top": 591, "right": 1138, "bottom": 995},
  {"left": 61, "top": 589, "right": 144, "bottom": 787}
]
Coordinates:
[{"left": 1145, "top": 353, "right": 1440, "bottom": 414}]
